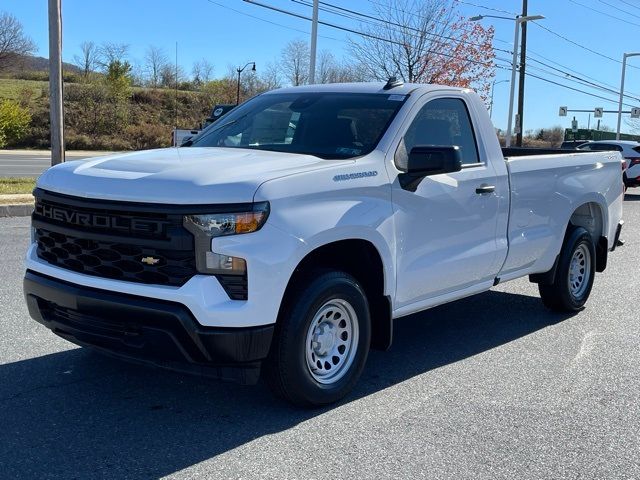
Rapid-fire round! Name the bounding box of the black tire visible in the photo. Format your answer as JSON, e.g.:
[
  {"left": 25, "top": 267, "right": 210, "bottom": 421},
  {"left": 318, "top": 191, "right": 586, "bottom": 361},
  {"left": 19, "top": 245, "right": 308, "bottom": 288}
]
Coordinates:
[
  {"left": 265, "top": 270, "right": 371, "bottom": 407},
  {"left": 539, "top": 226, "right": 596, "bottom": 312}
]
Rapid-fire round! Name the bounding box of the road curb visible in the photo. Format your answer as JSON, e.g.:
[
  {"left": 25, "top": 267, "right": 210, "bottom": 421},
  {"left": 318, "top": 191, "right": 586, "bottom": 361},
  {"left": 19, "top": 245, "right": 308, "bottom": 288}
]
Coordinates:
[{"left": 0, "top": 204, "right": 34, "bottom": 217}]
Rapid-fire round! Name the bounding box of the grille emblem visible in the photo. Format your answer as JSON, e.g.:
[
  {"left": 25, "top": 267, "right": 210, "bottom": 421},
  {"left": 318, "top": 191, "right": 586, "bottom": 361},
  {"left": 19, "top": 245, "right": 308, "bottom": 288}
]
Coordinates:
[{"left": 141, "top": 256, "right": 160, "bottom": 265}]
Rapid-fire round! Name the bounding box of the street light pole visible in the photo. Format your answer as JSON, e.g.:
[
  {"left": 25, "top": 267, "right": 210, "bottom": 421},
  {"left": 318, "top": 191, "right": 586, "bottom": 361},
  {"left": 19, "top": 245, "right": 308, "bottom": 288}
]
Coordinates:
[
  {"left": 309, "top": 0, "right": 319, "bottom": 84},
  {"left": 516, "top": 0, "right": 528, "bottom": 147},
  {"left": 470, "top": 14, "right": 543, "bottom": 147},
  {"left": 489, "top": 80, "right": 508, "bottom": 119},
  {"left": 236, "top": 62, "right": 256, "bottom": 105},
  {"left": 48, "top": 0, "right": 64, "bottom": 165},
  {"left": 617, "top": 52, "right": 640, "bottom": 140},
  {"left": 505, "top": 18, "right": 520, "bottom": 148}
]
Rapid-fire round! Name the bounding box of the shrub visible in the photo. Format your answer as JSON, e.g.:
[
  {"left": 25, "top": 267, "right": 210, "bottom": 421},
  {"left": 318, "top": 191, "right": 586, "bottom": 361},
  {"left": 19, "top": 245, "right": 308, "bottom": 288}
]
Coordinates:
[
  {"left": 0, "top": 99, "right": 31, "bottom": 147},
  {"left": 124, "top": 124, "right": 171, "bottom": 150}
]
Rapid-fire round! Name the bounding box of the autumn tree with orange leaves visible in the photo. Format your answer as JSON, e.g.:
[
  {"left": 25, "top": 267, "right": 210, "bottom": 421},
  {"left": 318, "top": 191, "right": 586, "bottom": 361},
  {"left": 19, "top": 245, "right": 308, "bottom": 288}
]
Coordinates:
[{"left": 349, "top": 0, "right": 495, "bottom": 99}]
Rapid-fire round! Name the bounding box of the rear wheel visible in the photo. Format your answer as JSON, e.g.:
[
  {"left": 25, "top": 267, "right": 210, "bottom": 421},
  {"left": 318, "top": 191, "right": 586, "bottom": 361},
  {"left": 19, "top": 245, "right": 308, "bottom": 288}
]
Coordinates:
[
  {"left": 265, "top": 271, "right": 371, "bottom": 407},
  {"left": 539, "top": 226, "right": 596, "bottom": 312}
]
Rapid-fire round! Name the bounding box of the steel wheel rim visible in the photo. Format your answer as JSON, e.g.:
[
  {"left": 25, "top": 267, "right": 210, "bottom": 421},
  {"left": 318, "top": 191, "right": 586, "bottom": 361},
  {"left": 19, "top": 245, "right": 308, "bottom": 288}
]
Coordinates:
[
  {"left": 305, "top": 299, "right": 359, "bottom": 385},
  {"left": 568, "top": 243, "right": 591, "bottom": 298}
]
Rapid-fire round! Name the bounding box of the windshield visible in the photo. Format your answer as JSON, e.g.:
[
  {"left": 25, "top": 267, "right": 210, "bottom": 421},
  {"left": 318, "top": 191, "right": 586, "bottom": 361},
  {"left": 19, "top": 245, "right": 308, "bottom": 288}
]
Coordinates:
[{"left": 187, "top": 92, "right": 407, "bottom": 159}]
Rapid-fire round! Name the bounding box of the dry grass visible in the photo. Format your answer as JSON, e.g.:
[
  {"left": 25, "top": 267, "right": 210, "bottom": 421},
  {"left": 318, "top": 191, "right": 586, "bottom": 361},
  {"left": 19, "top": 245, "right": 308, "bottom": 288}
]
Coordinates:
[
  {"left": 0, "top": 78, "right": 47, "bottom": 102},
  {"left": 0, "top": 177, "right": 36, "bottom": 195}
]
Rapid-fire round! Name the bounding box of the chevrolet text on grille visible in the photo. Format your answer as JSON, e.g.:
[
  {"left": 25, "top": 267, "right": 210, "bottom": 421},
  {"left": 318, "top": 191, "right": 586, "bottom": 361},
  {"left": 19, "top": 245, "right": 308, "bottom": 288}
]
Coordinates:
[{"left": 34, "top": 201, "right": 168, "bottom": 235}]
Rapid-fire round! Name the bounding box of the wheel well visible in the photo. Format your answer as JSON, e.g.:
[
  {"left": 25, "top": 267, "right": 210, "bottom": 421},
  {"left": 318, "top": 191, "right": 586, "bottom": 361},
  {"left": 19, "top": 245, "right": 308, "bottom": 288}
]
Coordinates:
[
  {"left": 531, "top": 202, "right": 608, "bottom": 285},
  {"left": 569, "top": 202, "right": 603, "bottom": 242},
  {"left": 279, "top": 239, "right": 393, "bottom": 351},
  {"left": 569, "top": 202, "right": 607, "bottom": 272}
]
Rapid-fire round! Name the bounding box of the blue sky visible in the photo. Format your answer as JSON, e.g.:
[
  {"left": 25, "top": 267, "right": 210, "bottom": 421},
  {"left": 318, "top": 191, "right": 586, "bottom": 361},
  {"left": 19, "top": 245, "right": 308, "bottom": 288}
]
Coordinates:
[{"left": 5, "top": 0, "right": 640, "bottom": 134}]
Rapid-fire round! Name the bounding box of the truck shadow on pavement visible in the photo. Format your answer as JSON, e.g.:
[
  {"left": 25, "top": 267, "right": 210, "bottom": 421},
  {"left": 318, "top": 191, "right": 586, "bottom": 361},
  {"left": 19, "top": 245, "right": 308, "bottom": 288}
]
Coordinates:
[
  {"left": 0, "top": 289, "right": 574, "bottom": 479},
  {"left": 624, "top": 192, "right": 640, "bottom": 202}
]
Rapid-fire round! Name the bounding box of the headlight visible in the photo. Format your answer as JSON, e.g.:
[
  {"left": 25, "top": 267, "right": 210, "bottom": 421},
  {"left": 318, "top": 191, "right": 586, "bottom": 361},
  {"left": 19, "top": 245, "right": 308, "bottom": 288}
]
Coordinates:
[
  {"left": 183, "top": 203, "right": 269, "bottom": 238},
  {"left": 183, "top": 202, "right": 269, "bottom": 275}
]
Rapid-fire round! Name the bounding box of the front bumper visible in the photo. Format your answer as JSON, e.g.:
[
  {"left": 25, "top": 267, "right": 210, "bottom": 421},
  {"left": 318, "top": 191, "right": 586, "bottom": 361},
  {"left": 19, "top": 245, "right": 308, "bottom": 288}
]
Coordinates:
[{"left": 23, "top": 271, "right": 274, "bottom": 385}]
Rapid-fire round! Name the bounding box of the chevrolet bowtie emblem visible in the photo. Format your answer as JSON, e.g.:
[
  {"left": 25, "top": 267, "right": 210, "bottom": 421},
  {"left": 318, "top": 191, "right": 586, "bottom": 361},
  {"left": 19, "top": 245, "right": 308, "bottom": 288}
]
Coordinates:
[{"left": 141, "top": 256, "right": 160, "bottom": 265}]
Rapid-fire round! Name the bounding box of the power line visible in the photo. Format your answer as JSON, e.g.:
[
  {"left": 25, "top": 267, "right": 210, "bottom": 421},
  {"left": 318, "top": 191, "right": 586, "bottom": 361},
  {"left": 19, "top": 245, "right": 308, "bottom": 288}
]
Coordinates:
[
  {"left": 616, "top": 0, "right": 640, "bottom": 11},
  {"left": 247, "top": 0, "right": 505, "bottom": 70},
  {"left": 294, "top": 0, "right": 640, "bottom": 102},
  {"left": 452, "top": 0, "right": 517, "bottom": 16},
  {"left": 526, "top": 49, "right": 633, "bottom": 95},
  {"left": 596, "top": 0, "right": 640, "bottom": 20},
  {"left": 204, "top": 0, "right": 342, "bottom": 42},
  {"left": 365, "top": 0, "right": 479, "bottom": 33},
  {"left": 524, "top": 71, "right": 638, "bottom": 108},
  {"left": 244, "top": 0, "right": 638, "bottom": 108},
  {"left": 291, "top": 0, "right": 512, "bottom": 56},
  {"left": 526, "top": 57, "right": 640, "bottom": 103},
  {"left": 530, "top": 21, "right": 640, "bottom": 70},
  {"left": 567, "top": 0, "right": 640, "bottom": 28},
  {"left": 243, "top": 0, "right": 406, "bottom": 46}
]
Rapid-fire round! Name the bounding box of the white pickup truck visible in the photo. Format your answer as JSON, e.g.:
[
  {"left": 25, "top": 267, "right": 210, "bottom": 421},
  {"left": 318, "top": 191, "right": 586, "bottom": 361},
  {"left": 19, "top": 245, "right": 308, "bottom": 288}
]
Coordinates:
[{"left": 24, "top": 81, "right": 624, "bottom": 406}]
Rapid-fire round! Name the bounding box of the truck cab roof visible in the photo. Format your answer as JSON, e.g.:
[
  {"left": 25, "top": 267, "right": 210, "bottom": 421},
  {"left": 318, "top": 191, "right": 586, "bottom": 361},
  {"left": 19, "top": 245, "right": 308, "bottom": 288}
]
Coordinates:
[{"left": 265, "top": 82, "right": 469, "bottom": 97}]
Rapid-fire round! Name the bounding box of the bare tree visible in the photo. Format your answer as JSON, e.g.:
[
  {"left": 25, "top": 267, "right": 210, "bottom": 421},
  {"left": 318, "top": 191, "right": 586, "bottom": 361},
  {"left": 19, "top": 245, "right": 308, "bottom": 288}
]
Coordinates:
[
  {"left": 259, "top": 61, "right": 282, "bottom": 91},
  {"left": 98, "top": 42, "right": 129, "bottom": 69},
  {"left": 281, "top": 39, "right": 309, "bottom": 86},
  {"left": 73, "top": 41, "right": 99, "bottom": 78},
  {"left": 315, "top": 50, "right": 367, "bottom": 84},
  {"left": 317, "top": 50, "right": 337, "bottom": 84},
  {"left": 159, "top": 63, "right": 185, "bottom": 89},
  {"left": 144, "top": 45, "right": 168, "bottom": 88},
  {"left": 192, "top": 58, "right": 214, "bottom": 86},
  {"left": 0, "top": 12, "right": 36, "bottom": 70},
  {"left": 348, "top": 0, "right": 495, "bottom": 96}
]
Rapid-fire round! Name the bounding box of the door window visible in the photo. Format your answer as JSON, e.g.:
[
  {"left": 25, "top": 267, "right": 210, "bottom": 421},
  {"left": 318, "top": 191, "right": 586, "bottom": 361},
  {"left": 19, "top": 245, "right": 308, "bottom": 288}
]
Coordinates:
[
  {"left": 578, "top": 143, "right": 623, "bottom": 152},
  {"left": 395, "top": 98, "right": 480, "bottom": 170}
]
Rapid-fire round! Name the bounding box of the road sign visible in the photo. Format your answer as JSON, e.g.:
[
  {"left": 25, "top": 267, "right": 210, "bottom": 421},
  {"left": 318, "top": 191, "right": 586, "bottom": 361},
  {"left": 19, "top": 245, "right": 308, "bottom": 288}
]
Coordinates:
[
  {"left": 632, "top": 107, "right": 640, "bottom": 119},
  {"left": 594, "top": 107, "right": 603, "bottom": 118},
  {"left": 572, "top": 118, "right": 578, "bottom": 133},
  {"left": 559, "top": 106, "right": 568, "bottom": 117}
]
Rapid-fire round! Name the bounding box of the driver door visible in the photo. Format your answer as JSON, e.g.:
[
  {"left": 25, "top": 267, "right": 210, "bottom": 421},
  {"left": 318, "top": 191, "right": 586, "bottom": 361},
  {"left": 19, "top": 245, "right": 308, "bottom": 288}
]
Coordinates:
[{"left": 392, "top": 96, "right": 503, "bottom": 308}]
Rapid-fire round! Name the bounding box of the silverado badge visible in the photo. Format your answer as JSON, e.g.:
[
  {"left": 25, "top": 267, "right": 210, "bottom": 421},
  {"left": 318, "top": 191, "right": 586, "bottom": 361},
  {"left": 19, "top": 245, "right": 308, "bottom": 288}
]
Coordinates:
[{"left": 141, "top": 256, "right": 160, "bottom": 265}]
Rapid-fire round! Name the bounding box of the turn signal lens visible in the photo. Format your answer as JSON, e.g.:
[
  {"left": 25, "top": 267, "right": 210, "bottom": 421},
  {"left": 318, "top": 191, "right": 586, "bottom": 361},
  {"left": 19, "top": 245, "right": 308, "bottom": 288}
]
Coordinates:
[{"left": 183, "top": 202, "right": 269, "bottom": 238}]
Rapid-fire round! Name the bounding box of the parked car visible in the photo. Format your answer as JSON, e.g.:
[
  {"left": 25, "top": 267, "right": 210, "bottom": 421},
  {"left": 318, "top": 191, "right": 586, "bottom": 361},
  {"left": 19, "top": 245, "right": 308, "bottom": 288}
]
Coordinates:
[
  {"left": 24, "top": 81, "right": 624, "bottom": 406},
  {"left": 171, "top": 127, "right": 201, "bottom": 147},
  {"left": 578, "top": 140, "right": 640, "bottom": 187},
  {"left": 171, "top": 105, "right": 237, "bottom": 147},
  {"left": 203, "top": 104, "right": 236, "bottom": 128},
  {"left": 560, "top": 140, "right": 591, "bottom": 149}
]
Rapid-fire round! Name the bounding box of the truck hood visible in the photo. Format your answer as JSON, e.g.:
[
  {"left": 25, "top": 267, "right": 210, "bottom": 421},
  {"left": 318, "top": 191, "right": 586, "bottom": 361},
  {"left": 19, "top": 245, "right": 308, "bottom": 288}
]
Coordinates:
[{"left": 37, "top": 147, "right": 344, "bottom": 204}]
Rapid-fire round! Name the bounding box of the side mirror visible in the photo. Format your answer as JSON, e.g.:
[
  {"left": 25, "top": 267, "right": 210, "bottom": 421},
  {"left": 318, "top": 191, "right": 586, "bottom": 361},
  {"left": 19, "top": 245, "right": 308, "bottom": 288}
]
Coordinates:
[{"left": 399, "top": 145, "right": 463, "bottom": 191}]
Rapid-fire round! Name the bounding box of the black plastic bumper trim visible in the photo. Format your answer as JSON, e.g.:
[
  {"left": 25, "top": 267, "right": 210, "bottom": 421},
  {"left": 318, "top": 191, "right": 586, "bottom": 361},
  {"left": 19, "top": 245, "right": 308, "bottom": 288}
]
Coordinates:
[
  {"left": 611, "top": 221, "right": 624, "bottom": 252},
  {"left": 23, "top": 270, "right": 274, "bottom": 384}
]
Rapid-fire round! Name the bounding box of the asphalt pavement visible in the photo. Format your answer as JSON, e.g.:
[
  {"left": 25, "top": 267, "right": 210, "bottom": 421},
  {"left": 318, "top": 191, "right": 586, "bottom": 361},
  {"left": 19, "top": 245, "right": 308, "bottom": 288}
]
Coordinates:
[
  {"left": 1, "top": 195, "right": 639, "bottom": 479},
  {"left": 0, "top": 151, "right": 111, "bottom": 177}
]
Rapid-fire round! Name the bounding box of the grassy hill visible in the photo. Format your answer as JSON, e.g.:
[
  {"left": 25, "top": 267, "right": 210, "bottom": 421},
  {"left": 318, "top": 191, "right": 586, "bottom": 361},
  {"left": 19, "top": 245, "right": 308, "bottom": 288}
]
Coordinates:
[
  {"left": 0, "top": 76, "right": 236, "bottom": 150},
  {"left": 0, "top": 78, "right": 47, "bottom": 102}
]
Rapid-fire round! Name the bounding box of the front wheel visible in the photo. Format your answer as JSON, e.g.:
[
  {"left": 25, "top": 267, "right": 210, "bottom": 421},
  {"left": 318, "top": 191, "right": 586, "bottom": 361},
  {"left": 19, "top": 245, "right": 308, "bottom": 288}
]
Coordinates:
[
  {"left": 539, "top": 226, "right": 596, "bottom": 312},
  {"left": 265, "top": 271, "right": 371, "bottom": 407}
]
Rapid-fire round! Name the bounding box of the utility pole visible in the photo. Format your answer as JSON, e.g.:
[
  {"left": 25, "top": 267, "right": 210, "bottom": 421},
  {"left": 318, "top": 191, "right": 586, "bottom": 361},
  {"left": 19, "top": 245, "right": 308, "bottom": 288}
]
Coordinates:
[
  {"left": 515, "top": 0, "right": 527, "bottom": 147},
  {"left": 48, "top": 0, "right": 64, "bottom": 165},
  {"left": 617, "top": 52, "right": 640, "bottom": 140},
  {"left": 309, "top": 0, "right": 319, "bottom": 84}
]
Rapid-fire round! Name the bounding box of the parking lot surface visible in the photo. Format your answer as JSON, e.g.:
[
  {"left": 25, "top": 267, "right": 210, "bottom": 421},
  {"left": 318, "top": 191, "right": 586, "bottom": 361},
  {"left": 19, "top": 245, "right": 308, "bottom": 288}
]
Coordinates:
[{"left": 1, "top": 194, "right": 639, "bottom": 479}]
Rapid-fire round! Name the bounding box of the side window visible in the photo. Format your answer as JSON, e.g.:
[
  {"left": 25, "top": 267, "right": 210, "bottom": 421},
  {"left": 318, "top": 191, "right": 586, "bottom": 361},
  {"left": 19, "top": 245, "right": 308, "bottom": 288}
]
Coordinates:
[
  {"left": 589, "top": 144, "right": 622, "bottom": 152},
  {"left": 395, "top": 98, "right": 480, "bottom": 170}
]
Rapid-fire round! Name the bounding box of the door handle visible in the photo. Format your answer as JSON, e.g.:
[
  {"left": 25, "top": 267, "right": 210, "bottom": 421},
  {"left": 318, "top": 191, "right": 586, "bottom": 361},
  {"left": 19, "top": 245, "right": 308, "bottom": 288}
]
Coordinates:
[{"left": 475, "top": 184, "right": 495, "bottom": 194}]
